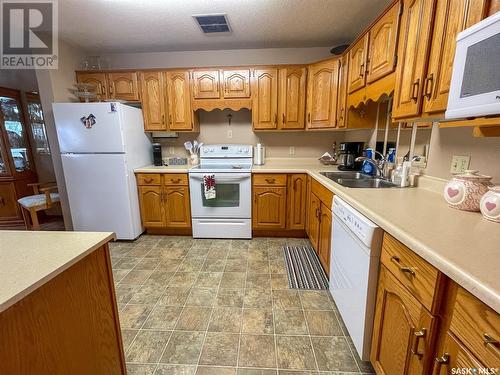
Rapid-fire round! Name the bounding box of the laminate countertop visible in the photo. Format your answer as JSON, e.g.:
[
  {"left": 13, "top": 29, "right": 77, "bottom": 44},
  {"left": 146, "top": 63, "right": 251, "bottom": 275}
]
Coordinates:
[
  {"left": 135, "top": 159, "right": 500, "bottom": 313},
  {"left": 0, "top": 231, "right": 115, "bottom": 313}
]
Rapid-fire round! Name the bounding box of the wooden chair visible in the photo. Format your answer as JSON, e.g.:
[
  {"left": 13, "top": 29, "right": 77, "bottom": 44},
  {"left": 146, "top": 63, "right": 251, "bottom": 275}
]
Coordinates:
[{"left": 17, "top": 182, "right": 60, "bottom": 230}]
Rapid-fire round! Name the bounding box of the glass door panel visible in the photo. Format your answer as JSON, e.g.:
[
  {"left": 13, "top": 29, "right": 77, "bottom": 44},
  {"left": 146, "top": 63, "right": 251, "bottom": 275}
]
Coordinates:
[
  {"left": 26, "top": 94, "right": 50, "bottom": 155},
  {"left": 200, "top": 182, "right": 240, "bottom": 207}
]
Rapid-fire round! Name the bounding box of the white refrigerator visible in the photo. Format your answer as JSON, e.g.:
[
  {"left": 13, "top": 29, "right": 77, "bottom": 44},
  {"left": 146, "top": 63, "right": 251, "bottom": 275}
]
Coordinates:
[{"left": 52, "top": 102, "right": 152, "bottom": 240}]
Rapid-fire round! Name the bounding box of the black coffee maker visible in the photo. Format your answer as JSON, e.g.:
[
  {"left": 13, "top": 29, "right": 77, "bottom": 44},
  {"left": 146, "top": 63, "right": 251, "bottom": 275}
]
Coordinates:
[
  {"left": 152, "top": 143, "right": 163, "bottom": 166},
  {"left": 338, "top": 142, "right": 364, "bottom": 171}
]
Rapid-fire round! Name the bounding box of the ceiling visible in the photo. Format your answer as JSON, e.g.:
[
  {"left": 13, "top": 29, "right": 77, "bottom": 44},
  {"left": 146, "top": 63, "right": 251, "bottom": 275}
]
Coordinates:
[{"left": 59, "top": 0, "right": 392, "bottom": 53}]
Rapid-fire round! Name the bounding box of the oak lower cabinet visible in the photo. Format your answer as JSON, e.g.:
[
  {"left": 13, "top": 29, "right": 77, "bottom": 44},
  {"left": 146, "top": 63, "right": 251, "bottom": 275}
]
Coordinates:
[
  {"left": 286, "top": 174, "right": 307, "bottom": 230},
  {"left": 307, "top": 191, "right": 321, "bottom": 251},
  {"left": 317, "top": 202, "right": 332, "bottom": 273},
  {"left": 163, "top": 186, "right": 191, "bottom": 228},
  {"left": 253, "top": 186, "right": 287, "bottom": 229},
  {"left": 433, "top": 333, "right": 486, "bottom": 374},
  {"left": 137, "top": 185, "right": 165, "bottom": 228}
]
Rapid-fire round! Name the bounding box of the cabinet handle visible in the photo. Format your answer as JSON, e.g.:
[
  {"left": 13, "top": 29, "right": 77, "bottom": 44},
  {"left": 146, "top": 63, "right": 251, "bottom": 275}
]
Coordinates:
[
  {"left": 0, "top": 196, "right": 4, "bottom": 206},
  {"left": 307, "top": 112, "right": 311, "bottom": 123},
  {"left": 265, "top": 178, "right": 275, "bottom": 183},
  {"left": 282, "top": 113, "right": 286, "bottom": 124},
  {"left": 109, "top": 85, "right": 113, "bottom": 94},
  {"left": 161, "top": 114, "right": 165, "bottom": 124},
  {"left": 411, "top": 79, "right": 420, "bottom": 102},
  {"left": 424, "top": 74, "right": 434, "bottom": 99},
  {"left": 359, "top": 63, "right": 365, "bottom": 77},
  {"left": 434, "top": 353, "right": 450, "bottom": 365},
  {"left": 274, "top": 113, "right": 277, "bottom": 125},
  {"left": 390, "top": 256, "right": 416, "bottom": 276},
  {"left": 144, "top": 178, "right": 154, "bottom": 183},
  {"left": 171, "top": 178, "right": 181, "bottom": 183},
  {"left": 483, "top": 333, "right": 500, "bottom": 348},
  {"left": 411, "top": 328, "right": 426, "bottom": 358},
  {"left": 169, "top": 115, "right": 172, "bottom": 124}
]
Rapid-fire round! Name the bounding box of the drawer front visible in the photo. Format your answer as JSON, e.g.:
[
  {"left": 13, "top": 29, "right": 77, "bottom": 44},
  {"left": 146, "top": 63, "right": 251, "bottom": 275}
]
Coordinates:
[
  {"left": 163, "top": 174, "right": 188, "bottom": 186},
  {"left": 136, "top": 173, "right": 161, "bottom": 185},
  {"left": 450, "top": 286, "right": 500, "bottom": 367},
  {"left": 311, "top": 178, "right": 333, "bottom": 207},
  {"left": 381, "top": 233, "right": 440, "bottom": 312},
  {"left": 253, "top": 174, "right": 287, "bottom": 186}
]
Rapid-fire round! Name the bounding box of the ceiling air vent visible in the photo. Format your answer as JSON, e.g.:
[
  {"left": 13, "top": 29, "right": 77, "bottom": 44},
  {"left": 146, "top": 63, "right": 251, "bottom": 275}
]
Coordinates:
[{"left": 193, "top": 14, "right": 231, "bottom": 34}]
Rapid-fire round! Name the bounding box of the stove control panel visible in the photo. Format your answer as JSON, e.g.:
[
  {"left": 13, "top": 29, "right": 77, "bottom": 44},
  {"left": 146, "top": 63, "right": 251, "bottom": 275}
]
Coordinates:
[{"left": 200, "top": 144, "right": 253, "bottom": 158}]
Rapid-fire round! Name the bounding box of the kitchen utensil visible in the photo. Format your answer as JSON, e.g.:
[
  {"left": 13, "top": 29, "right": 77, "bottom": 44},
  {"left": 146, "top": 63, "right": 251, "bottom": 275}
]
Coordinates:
[
  {"left": 193, "top": 140, "right": 199, "bottom": 153},
  {"left": 184, "top": 141, "right": 193, "bottom": 155},
  {"left": 444, "top": 170, "right": 492, "bottom": 211},
  {"left": 480, "top": 186, "right": 500, "bottom": 222}
]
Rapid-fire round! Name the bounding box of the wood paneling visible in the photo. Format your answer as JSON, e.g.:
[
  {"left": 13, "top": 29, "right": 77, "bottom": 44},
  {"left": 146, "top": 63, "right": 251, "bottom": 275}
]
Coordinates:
[
  {"left": 318, "top": 202, "right": 332, "bottom": 275},
  {"left": 348, "top": 34, "right": 369, "bottom": 93},
  {"left": 223, "top": 69, "right": 251, "bottom": 98},
  {"left": 138, "top": 185, "right": 166, "bottom": 228},
  {"left": 278, "top": 66, "right": 306, "bottom": 129},
  {"left": 166, "top": 70, "right": 195, "bottom": 131},
  {"left": 192, "top": 70, "right": 221, "bottom": 99},
  {"left": 252, "top": 186, "right": 287, "bottom": 229},
  {"left": 0, "top": 245, "right": 126, "bottom": 375},
  {"left": 140, "top": 71, "right": 167, "bottom": 131},
  {"left": 164, "top": 186, "right": 191, "bottom": 228},
  {"left": 252, "top": 68, "right": 279, "bottom": 130},
  {"left": 76, "top": 72, "right": 108, "bottom": 100},
  {"left": 286, "top": 174, "right": 307, "bottom": 230},
  {"left": 108, "top": 72, "right": 140, "bottom": 101}
]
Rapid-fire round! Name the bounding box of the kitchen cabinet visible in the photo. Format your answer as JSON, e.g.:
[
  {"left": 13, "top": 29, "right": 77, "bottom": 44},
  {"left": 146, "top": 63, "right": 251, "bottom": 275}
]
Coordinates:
[
  {"left": 336, "top": 54, "right": 348, "bottom": 129},
  {"left": 278, "top": 67, "right": 306, "bottom": 130},
  {"left": 306, "top": 59, "right": 339, "bottom": 129},
  {"left": 432, "top": 333, "right": 485, "bottom": 374},
  {"left": 75, "top": 72, "right": 109, "bottom": 101},
  {"left": 252, "top": 186, "right": 287, "bottom": 229},
  {"left": 286, "top": 174, "right": 307, "bottom": 230},
  {"left": 347, "top": 34, "right": 369, "bottom": 94},
  {"left": 307, "top": 192, "right": 321, "bottom": 251},
  {"left": 318, "top": 202, "right": 332, "bottom": 273},
  {"left": 163, "top": 186, "right": 191, "bottom": 228},
  {"left": 165, "top": 71, "right": 198, "bottom": 131},
  {"left": 222, "top": 69, "right": 251, "bottom": 98},
  {"left": 252, "top": 68, "right": 279, "bottom": 130},
  {"left": 107, "top": 72, "right": 140, "bottom": 101},
  {"left": 140, "top": 71, "right": 167, "bottom": 131},
  {"left": 137, "top": 185, "right": 166, "bottom": 228},
  {"left": 191, "top": 69, "right": 221, "bottom": 99}
]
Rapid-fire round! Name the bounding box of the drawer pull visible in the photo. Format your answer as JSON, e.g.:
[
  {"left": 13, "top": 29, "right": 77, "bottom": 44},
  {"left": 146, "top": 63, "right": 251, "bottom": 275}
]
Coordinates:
[
  {"left": 435, "top": 353, "right": 450, "bottom": 365},
  {"left": 390, "top": 256, "right": 416, "bottom": 276},
  {"left": 170, "top": 178, "right": 181, "bottom": 183},
  {"left": 144, "top": 178, "right": 154, "bottom": 183},
  {"left": 483, "top": 333, "right": 500, "bottom": 347},
  {"left": 411, "top": 328, "right": 426, "bottom": 358},
  {"left": 265, "top": 178, "right": 275, "bottom": 183}
]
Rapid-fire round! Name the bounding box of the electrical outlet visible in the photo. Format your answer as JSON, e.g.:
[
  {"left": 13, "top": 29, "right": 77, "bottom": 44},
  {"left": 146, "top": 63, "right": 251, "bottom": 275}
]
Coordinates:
[
  {"left": 289, "top": 146, "right": 295, "bottom": 155},
  {"left": 450, "top": 155, "right": 470, "bottom": 174},
  {"left": 168, "top": 146, "right": 175, "bottom": 154},
  {"left": 227, "top": 129, "right": 233, "bottom": 139}
]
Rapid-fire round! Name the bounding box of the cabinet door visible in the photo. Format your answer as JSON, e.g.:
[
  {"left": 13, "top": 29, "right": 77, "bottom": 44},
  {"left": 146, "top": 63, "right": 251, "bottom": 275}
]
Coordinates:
[
  {"left": 371, "top": 266, "right": 437, "bottom": 375},
  {"left": 318, "top": 203, "right": 332, "bottom": 275},
  {"left": 76, "top": 72, "right": 108, "bottom": 101},
  {"left": 192, "top": 70, "right": 220, "bottom": 99},
  {"left": 422, "top": 0, "right": 487, "bottom": 115},
  {"left": 367, "top": 2, "right": 401, "bottom": 83},
  {"left": 108, "top": 72, "right": 140, "bottom": 101},
  {"left": 286, "top": 174, "right": 307, "bottom": 230},
  {"left": 166, "top": 70, "right": 194, "bottom": 131},
  {"left": 336, "top": 54, "right": 348, "bottom": 129},
  {"left": 140, "top": 71, "right": 167, "bottom": 131},
  {"left": 223, "top": 69, "right": 251, "bottom": 98},
  {"left": 307, "top": 193, "right": 321, "bottom": 252},
  {"left": 0, "top": 182, "right": 19, "bottom": 220},
  {"left": 164, "top": 186, "right": 191, "bottom": 228},
  {"left": 432, "top": 333, "right": 486, "bottom": 375},
  {"left": 306, "top": 59, "right": 339, "bottom": 129},
  {"left": 138, "top": 185, "right": 166, "bottom": 228},
  {"left": 393, "top": 0, "right": 436, "bottom": 119},
  {"left": 252, "top": 186, "right": 286, "bottom": 229},
  {"left": 278, "top": 67, "right": 306, "bottom": 129},
  {"left": 252, "top": 68, "right": 278, "bottom": 130},
  {"left": 347, "top": 34, "right": 369, "bottom": 93}
]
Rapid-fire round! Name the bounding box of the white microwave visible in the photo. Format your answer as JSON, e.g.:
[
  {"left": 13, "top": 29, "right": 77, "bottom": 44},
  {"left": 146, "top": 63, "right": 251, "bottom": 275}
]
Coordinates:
[{"left": 446, "top": 12, "right": 500, "bottom": 119}]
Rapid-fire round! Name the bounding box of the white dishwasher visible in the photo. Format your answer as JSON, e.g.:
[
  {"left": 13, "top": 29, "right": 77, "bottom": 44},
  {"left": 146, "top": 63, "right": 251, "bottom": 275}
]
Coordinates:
[{"left": 329, "top": 196, "right": 383, "bottom": 361}]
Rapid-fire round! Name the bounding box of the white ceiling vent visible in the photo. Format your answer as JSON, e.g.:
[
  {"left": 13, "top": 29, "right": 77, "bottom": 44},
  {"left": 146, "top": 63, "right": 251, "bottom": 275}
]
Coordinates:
[{"left": 193, "top": 14, "right": 231, "bottom": 34}]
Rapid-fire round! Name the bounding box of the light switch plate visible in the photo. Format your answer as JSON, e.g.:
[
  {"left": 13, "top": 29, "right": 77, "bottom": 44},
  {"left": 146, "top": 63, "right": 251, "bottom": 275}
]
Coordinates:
[
  {"left": 289, "top": 146, "right": 295, "bottom": 155},
  {"left": 450, "top": 155, "right": 470, "bottom": 174},
  {"left": 227, "top": 129, "right": 233, "bottom": 138}
]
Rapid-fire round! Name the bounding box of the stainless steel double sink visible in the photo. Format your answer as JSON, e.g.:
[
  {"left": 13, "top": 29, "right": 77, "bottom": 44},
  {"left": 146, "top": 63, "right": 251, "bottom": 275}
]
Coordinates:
[{"left": 319, "top": 171, "right": 399, "bottom": 188}]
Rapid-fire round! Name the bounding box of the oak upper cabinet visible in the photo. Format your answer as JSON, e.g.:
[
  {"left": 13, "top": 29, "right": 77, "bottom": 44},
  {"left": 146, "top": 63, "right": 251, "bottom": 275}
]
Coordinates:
[
  {"left": 164, "top": 186, "right": 191, "bottom": 228},
  {"left": 107, "top": 72, "right": 140, "bottom": 101},
  {"left": 371, "top": 265, "right": 437, "bottom": 375},
  {"left": 222, "top": 69, "right": 251, "bottom": 98},
  {"left": 286, "top": 174, "right": 307, "bottom": 230},
  {"left": 137, "top": 185, "right": 166, "bottom": 228},
  {"left": 278, "top": 67, "right": 306, "bottom": 130},
  {"left": 366, "top": 1, "right": 401, "bottom": 83},
  {"left": 422, "top": 0, "right": 487, "bottom": 115},
  {"left": 347, "top": 34, "right": 369, "bottom": 93},
  {"left": 252, "top": 68, "right": 279, "bottom": 130},
  {"left": 318, "top": 202, "right": 332, "bottom": 273},
  {"left": 252, "top": 174, "right": 287, "bottom": 229},
  {"left": 336, "top": 54, "right": 348, "bottom": 129},
  {"left": 165, "top": 70, "right": 197, "bottom": 131},
  {"left": 191, "top": 70, "right": 221, "bottom": 99},
  {"left": 306, "top": 59, "right": 339, "bottom": 129},
  {"left": 75, "top": 72, "right": 109, "bottom": 101},
  {"left": 140, "top": 71, "right": 167, "bottom": 131},
  {"left": 392, "top": 0, "right": 436, "bottom": 119}
]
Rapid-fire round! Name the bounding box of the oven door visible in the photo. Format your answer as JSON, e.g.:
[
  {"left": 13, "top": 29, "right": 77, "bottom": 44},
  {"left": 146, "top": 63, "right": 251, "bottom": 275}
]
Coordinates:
[{"left": 189, "top": 172, "right": 251, "bottom": 218}]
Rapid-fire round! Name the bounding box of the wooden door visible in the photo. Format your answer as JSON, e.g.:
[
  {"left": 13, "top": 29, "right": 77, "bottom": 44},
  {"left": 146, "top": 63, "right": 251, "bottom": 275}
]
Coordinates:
[
  {"left": 422, "top": 0, "right": 487, "bottom": 115},
  {"left": 252, "top": 68, "right": 278, "bottom": 130},
  {"left": 164, "top": 186, "right": 191, "bottom": 228},
  {"left": 140, "top": 71, "right": 167, "bottom": 131},
  {"left": 278, "top": 67, "right": 306, "bottom": 129},
  {"left": 0, "top": 182, "right": 19, "bottom": 220},
  {"left": 166, "top": 70, "right": 193, "bottom": 131},
  {"left": 223, "top": 69, "right": 251, "bottom": 98},
  {"left": 138, "top": 185, "right": 166, "bottom": 228},
  {"left": 75, "top": 72, "right": 108, "bottom": 101},
  {"left": 318, "top": 203, "right": 332, "bottom": 275},
  {"left": 306, "top": 59, "right": 339, "bottom": 129},
  {"left": 307, "top": 193, "right": 321, "bottom": 252},
  {"left": 286, "top": 174, "right": 307, "bottom": 230},
  {"left": 108, "top": 72, "right": 140, "bottom": 101},
  {"left": 347, "top": 34, "right": 369, "bottom": 93},
  {"left": 252, "top": 186, "right": 286, "bottom": 229},
  {"left": 192, "top": 70, "right": 220, "bottom": 99},
  {"left": 367, "top": 2, "right": 401, "bottom": 83},
  {"left": 432, "top": 333, "right": 486, "bottom": 374},
  {"left": 336, "top": 54, "right": 348, "bottom": 129},
  {"left": 393, "top": 0, "right": 436, "bottom": 119},
  {"left": 371, "top": 266, "right": 437, "bottom": 375}
]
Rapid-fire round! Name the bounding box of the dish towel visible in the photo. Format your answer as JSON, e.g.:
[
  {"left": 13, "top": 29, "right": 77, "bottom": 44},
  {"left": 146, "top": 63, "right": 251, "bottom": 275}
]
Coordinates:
[{"left": 203, "top": 174, "right": 216, "bottom": 200}]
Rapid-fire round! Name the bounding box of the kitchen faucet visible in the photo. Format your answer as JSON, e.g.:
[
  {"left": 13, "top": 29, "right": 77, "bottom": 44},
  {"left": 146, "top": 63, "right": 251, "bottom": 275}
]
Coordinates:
[{"left": 355, "top": 151, "right": 389, "bottom": 179}]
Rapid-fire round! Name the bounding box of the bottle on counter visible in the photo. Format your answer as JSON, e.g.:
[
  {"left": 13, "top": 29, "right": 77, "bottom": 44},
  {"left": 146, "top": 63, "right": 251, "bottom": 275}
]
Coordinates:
[{"left": 254, "top": 143, "right": 266, "bottom": 165}]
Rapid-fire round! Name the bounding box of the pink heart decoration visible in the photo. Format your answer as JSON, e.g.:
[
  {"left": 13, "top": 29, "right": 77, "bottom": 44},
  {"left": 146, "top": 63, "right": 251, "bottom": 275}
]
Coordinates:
[
  {"left": 447, "top": 187, "right": 459, "bottom": 198},
  {"left": 485, "top": 202, "right": 497, "bottom": 212}
]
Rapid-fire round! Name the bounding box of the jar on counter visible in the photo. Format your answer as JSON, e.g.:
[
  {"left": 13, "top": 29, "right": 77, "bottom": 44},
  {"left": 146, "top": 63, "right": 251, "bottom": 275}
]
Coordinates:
[{"left": 444, "top": 170, "right": 492, "bottom": 212}]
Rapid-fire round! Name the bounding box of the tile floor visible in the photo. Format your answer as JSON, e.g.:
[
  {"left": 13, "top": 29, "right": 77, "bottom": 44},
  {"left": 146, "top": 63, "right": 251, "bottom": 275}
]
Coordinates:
[{"left": 110, "top": 235, "right": 375, "bottom": 375}]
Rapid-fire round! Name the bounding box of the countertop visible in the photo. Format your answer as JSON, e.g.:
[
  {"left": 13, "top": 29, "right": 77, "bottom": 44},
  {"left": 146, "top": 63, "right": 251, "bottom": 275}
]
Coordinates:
[
  {"left": 134, "top": 159, "right": 500, "bottom": 313},
  {"left": 0, "top": 231, "right": 115, "bottom": 313}
]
